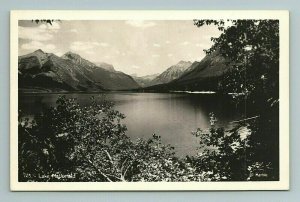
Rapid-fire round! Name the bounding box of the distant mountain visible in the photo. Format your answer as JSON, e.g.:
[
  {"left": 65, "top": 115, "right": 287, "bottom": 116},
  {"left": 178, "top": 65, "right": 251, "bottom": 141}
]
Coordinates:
[
  {"left": 144, "top": 51, "right": 230, "bottom": 91},
  {"left": 150, "top": 61, "right": 193, "bottom": 85},
  {"left": 182, "top": 61, "right": 201, "bottom": 75},
  {"left": 95, "top": 62, "right": 116, "bottom": 72},
  {"left": 131, "top": 73, "right": 159, "bottom": 87},
  {"left": 18, "top": 50, "right": 140, "bottom": 92},
  {"left": 19, "top": 50, "right": 100, "bottom": 91},
  {"left": 61, "top": 51, "right": 96, "bottom": 68},
  {"left": 62, "top": 52, "right": 139, "bottom": 90},
  {"left": 175, "top": 51, "right": 228, "bottom": 83}
]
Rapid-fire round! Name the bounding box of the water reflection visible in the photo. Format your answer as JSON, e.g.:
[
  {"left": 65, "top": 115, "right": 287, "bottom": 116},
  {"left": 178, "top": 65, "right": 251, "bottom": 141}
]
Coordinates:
[{"left": 19, "top": 92, "right": 240, "bottom": 156}]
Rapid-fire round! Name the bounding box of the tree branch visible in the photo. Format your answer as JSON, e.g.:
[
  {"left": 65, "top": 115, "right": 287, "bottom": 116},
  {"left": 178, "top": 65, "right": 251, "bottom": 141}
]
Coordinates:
[
  {"left": 120, "top": 158, "right": 128, "bottom": 174},
  {"left": 86, "top": 158, "right": 113, "bottom": 182},
  {"left": 123, "top": 162, "right": 133, "bottom": 180},
  {"left": 230, "top": 115, "right": 260, "bottom": 124},
  {"left": 104, "top": 150, "right": 114, "bottom": 165}
]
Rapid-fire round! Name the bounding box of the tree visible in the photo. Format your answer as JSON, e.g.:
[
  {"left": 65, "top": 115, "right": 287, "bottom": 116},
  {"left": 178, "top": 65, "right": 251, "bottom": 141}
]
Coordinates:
[
  {"left": 192, "top": 20, "right": 280, "bottom": 180},
  {"left": 32, "top": 19, "right": 60, "bottom": 25},
  {"left": 191, "top": 113, "right": 277, "bottom": 181},
  {"left": 19, "top": 96, "right": 209, "bottom": 182},
  {"left": 194, "top": 19, "right": 279, "bottom": 109}
]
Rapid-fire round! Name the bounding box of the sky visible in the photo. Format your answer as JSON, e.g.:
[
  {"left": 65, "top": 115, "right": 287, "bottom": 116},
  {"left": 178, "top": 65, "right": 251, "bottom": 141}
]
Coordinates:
[{"left": 18, "top": 20, "right": 221, "bottom": 76}]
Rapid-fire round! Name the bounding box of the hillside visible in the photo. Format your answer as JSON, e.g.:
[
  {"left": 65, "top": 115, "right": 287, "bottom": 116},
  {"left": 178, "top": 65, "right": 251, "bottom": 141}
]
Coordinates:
[
  {"left": 62, "top": 52, "right": 139, "bottom": 90},
  {"left": 150, "top": 61, "right": 193, "bottom": 86},
  {"left": 95, "top": 62, "right": 116, "bottom": 72},
  {"left": 144, "top": 51, "right": 230, "bottom": 91},
  {"left": 131, "top": 73, "right": 159, "bottom": 87},
  {"left": 18, "top": 50, "right": 140, "bottom": 92}
]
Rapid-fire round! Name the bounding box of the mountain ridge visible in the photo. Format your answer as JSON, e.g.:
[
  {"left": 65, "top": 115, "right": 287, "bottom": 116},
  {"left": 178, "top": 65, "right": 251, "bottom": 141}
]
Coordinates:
[
  {"left": 150, "top": 61, "right": 193, "bottom": 86},
  {"left": 143, "top": 51, "right": 231, "bottom": 91},
  {"left": 130, "top": 73, "right": 160, "bottom": 87},
  {"left": 18, "top": 49, "right": 230, "bottom": 93},
  {"left": 18, "top": 50, "right": 140, "bottom": 92}
]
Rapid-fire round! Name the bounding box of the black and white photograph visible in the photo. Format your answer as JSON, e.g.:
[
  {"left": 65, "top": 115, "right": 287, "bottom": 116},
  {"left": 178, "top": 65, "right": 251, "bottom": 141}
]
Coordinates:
[{"left": 10, "top": 10, "right": 289, "bottom": 191}]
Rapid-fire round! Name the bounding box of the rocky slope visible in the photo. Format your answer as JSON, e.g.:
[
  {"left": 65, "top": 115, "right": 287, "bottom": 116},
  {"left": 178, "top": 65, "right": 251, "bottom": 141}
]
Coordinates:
[
  {"left": 150, "top": 61, "right": 193, "bottom": 85},
  {"left": 144, "top": 51, "right": 230, "bottom": 91},
  {"left": 130, "top": 73, "right": 160, "bottom": 87},
  {"left": 95, "top": 62, "right": 116, "bottom": 72},
  {"left": 18, "top": 50, "right": 139, "bottom": 92}
]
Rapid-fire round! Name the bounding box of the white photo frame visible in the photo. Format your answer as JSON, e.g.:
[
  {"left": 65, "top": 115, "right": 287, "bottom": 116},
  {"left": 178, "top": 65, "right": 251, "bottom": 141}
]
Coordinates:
[{"left": 10, "top": 10, "right": 289, "bottom": 191}]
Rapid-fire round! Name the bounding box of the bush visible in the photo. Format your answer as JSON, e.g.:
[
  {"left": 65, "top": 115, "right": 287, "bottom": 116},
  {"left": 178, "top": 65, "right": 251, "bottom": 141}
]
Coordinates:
[
  {"left": 19, "top": 96, "right": 198, "bottom": 181},
  {"left": 18, "top": 96, "right": 277, "bottom": 182},
  {"left": 191, "top": 113, "right": 278, "bottom": 181}
]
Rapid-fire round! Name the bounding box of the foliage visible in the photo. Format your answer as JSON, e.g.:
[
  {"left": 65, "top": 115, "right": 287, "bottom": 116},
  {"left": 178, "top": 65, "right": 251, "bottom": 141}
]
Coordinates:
[
  {"left": 19, "top": 96, "right": 209, "bottom": 182},
  {"left": 32, "top": 19, "right": 60, "bottom": 25},
  {"left": 191, "top": 113, "right": 277, "bottom": 181},
  {"left": 19, "top": 95, "right": 277, "bottom": 182},
  {"left": 192, "top": 20, "right": 280, "bottom": 180},
  {"left": 194, "top": 19, "right": 279, "bottom": 108}
]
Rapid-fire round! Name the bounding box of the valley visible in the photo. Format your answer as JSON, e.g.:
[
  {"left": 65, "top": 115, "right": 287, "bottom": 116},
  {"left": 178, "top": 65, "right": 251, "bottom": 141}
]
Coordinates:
[{"left": 19, "top": 49, "right": 230, "bottom": 93}]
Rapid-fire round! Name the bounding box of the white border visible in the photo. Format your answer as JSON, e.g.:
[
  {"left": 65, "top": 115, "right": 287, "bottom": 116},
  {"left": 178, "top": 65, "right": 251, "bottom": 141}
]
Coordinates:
[{"left": 10, "top": 10, "right": 289, "bottom": 191}]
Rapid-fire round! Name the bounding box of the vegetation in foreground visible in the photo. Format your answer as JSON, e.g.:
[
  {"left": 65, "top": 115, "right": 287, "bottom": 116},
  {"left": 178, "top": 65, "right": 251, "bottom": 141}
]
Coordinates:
[{"left": 18, "top": 95, "right": 277, "bottom": 182}]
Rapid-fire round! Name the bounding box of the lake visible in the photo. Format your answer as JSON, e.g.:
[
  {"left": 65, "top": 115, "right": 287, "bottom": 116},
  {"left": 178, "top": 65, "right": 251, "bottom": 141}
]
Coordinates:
[{"left": 18, "top": 92, "right": 241, "bottom": 157}]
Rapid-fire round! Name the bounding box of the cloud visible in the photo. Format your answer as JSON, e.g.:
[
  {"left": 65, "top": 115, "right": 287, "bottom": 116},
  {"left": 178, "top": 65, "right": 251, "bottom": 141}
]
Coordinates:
[
  {"left": 153, "top": 43, "right": 161, "bottom": 48},
  {"left": 125, "top": 20, "right": 156, "bottom": 28},
  {"left": 47, "top": 22, "right": 60, "bottom": 30},
  {"left": 132, "top": 65, "right": 140, "bottom": 69},
  {"left": 45, "top": 44, "right": 56, "bottom": 50},
  {"left": 19, "top": 26, "right": 53, "bottom": 41},
  {"left": 19, "top": 22, "right": 61, "bottom": 41},
  {"left": 195, "top": 43, "right": 205, "bottom": 47},
  {"left": 165, "top": 40, "right": 171, "bottom": 44},
  {"left": 70, "top": 41, "right": 109, "bottom": 53},
  {"left": 55, "top": 51, "right": 63, "bottom": 56},
  {"left": 99, "top": 42, "right": 109, "bottom": 47},
  {"left": 180, "top": 41, "right": 190, "bottom": 46},
  {"left": 203, "top": 35, "right": 213, "bottom": 40},
  {"left": 38, "top": 22, "right": 60, "bottom": 31},
  {"left": 91, "top": 42, "right": 100, "bottom": 46},
  {"left": 195, "top": 41, "right": 214, "bottom": 49},
  {"left": 70, "top": 41, "right": 90, "bottom": 51},
  {"left": 167, "top": 53, "right": 173, "bottom": 57},
  {"left": 86, "top": 51, "right": 95, "bottom": 55},
  {"left": 21, "top": 41, "right": 56, "bottom": 52},
  {"left": 152, "top": 54, "right": 160, "bottom": 58},
  {"left": 70, "top": 29, "right": 78, "bottom": 33}
]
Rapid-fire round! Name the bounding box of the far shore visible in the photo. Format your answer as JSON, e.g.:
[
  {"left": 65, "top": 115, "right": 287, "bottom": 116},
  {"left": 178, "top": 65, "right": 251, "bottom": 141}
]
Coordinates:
[{"left": 19, "top": 89, "right": 244, "bottom": 97}]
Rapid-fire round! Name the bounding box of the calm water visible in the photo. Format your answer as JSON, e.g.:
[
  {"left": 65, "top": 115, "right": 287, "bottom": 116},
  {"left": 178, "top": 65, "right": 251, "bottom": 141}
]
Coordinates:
[{"left": 19, "top": 92, "right": 241, "bottom": 156}]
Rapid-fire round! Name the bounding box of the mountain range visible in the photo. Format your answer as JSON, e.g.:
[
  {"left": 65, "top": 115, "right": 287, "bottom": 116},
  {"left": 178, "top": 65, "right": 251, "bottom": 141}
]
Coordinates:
[
  {"left": 18, "top": 49, "right": 230, "bottom": 92},
  {"left": 130, "top": 73, "right": 159, "bottom": 87},
  {"left": 149, "top": 61, "right": 193, "bottom": 86},
  {"left": 143, "top": 51, "right": 230, "bottom": 91},
  {"left": 18, "top": 50, "right": 139, "bottom": 92}
]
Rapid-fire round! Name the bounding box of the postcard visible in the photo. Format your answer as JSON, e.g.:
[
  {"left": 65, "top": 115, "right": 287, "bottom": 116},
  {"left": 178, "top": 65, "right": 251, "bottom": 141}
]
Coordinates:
[{"left": 10, "top": 10, "right": 289, "bottom": 191}]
